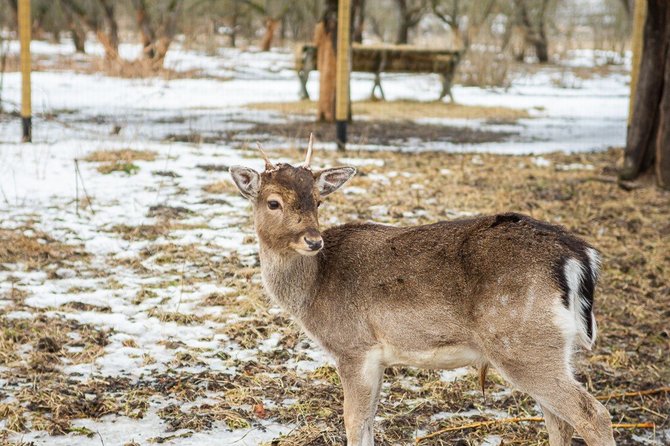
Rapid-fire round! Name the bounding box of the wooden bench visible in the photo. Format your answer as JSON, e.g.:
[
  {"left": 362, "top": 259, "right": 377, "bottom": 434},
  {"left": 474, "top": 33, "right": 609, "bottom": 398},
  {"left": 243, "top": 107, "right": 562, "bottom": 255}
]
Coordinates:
[{"left": 295, "top": 43, "right": 463, "bottom": 101}]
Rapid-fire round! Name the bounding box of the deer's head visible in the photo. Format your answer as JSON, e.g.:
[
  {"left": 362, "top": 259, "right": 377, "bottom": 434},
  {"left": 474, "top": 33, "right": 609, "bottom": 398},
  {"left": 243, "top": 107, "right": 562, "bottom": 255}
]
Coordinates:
[{"left": 229, "top": 135, "right": 356, "bottom": 256}]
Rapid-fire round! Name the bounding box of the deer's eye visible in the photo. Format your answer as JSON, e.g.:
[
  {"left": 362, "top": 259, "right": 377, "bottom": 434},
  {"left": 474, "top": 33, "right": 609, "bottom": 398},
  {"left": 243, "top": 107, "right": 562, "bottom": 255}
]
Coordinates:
[{"left": 268, "top": 200, "right": 281, "bottom": 210}]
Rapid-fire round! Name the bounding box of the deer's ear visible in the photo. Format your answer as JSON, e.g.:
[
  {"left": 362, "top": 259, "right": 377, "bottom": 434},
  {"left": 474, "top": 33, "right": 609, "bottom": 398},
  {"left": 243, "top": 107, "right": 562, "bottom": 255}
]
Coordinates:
[
  {"left": 229, "top": 166, "right": 261, "bottom": 200},
  {"left": 315, "top": 167, "right": 356, "bottom": 197}
]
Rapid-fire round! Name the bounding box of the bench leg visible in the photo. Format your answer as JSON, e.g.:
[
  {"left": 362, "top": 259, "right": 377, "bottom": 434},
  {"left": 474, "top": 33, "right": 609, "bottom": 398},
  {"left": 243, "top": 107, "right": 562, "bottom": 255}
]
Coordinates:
[
  {"left": 371, "top": 72, "right": 385, "bottom": 101},
  {"left": 299, "top": 71, "right": 310, "bottom": 100},
  {"left": 440, "top": 73, "right": 454, "bottom": 103}
]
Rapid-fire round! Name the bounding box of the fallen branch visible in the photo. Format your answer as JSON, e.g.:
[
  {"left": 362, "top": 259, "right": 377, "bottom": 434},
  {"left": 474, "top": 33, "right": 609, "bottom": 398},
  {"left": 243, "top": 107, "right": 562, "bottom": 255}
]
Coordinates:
[
  {"left": 415, "top": 417, "right": 656, "bottom": 443},
  {"left": 613, "top": 422, "right": 656, "bottom": 429},
  {"left": 596, "top": 386, "right": 670, "bottom": 401},
  {"left": 415, "top": 417, "right": 543, "bottom": 442}
]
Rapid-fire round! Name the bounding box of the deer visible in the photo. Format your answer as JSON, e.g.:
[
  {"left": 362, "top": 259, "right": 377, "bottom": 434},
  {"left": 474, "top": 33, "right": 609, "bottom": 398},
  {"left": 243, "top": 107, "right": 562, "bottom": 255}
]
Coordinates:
[{"left": 228, "top": 135, "right": 615, "bottom": 446}]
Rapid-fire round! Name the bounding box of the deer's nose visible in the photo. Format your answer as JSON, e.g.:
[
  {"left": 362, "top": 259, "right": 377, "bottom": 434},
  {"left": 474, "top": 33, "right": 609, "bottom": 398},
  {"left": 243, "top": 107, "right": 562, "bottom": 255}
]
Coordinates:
[{"left": 304, "top": 236, "right": 323, "bottom": 251}]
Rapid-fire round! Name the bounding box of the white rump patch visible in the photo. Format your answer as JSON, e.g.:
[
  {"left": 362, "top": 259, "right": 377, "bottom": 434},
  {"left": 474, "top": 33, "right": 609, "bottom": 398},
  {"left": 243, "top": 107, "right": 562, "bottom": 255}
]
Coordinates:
[
  {"left": 552, "top": 299, "right": 577, "bottom": 373},
  {"left": 586, "top": 247, "right": 602, "bottom": 282},
  {"left": 563, "top": 257, "right": 595, "bottom": 349},
  {"left": 564, "top": 258, "right": 585, "bottom": 308}
]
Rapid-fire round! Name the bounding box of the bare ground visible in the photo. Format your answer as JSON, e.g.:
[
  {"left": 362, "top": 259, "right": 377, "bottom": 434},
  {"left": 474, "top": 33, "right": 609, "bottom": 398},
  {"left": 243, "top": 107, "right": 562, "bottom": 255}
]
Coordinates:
[{"left": 0, "top": 147, "right": 668, "bottom": 445}]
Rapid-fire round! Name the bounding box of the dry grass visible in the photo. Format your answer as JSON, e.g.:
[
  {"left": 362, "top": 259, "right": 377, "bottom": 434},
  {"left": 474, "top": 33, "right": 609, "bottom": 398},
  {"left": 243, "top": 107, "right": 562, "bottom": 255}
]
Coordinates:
[
  {"left": 0, "top": 403, "right": 27, "bottom": 433},
  {"left": 0, "top": 229, "right": 88, "bottom": 270},
  {"left": 1, "top": 52, "right": 203, "bottom": 81},
  {"left": 148, "top": 309, "right": 205, "bottom": 325},
  {"left": 110, "top": 223, "right": 171, "bottom": 241},
  {"left": 247, "top": 100, "right": 529, "bottom": 122},
  {"left": 202, "top": 179, "right": 239, "bottom": 194},
  {"left": 0, "top": 149, "right": 667, "bottom": 445},
  {"left": 83, "top": 149, "right": 157, "bottom": 163},
  {"left": 97, "top": 161, "right": 141, "bottom": 175},
  {"left": 83, "top": 149, "right": 156, "bottom": 175},
  {"left": 0, "top": 314, "right": 109, "bottom": 367}
]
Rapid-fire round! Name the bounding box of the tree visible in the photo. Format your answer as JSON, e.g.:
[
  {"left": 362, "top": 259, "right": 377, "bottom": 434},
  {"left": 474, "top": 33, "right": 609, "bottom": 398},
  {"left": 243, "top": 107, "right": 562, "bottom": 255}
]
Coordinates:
[
  {"left": 59, "top": 0, "right": 120, "bottom": 59},
  {"left": 131, "top": 0, "right": 183, "bottom": 67},
  {"left": 513, "top": 0, "right": 551, "bottom": 63},
  {"left": 431, "top": 0, "right": 497, "bottom": 50},
  {"left": 4, "top": 0, "right": 17, "bottom": 27},
  {"left": 620, "top": 0, "right": 670, "bottom": 189},
  {"left": 59, "top": 1, "right": 87, "bottom": 53},
  {"left": 238, "top": 0, "right": 291, "bottom": 51},
  {"left": 619, "top": 0, "right": 634, "bottom": 18},
  {"left": 352, "top": 0, "right": 365, "bottom": 43},
  {"left": 395, "top": 0, "right": 427, "bottom": 44}
]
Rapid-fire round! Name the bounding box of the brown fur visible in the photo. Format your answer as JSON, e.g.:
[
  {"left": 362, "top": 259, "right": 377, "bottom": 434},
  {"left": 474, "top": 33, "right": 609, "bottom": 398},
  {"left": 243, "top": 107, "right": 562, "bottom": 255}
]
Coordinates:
[{"left": 230, "top": 163, "right": 615, "bottom": 446}]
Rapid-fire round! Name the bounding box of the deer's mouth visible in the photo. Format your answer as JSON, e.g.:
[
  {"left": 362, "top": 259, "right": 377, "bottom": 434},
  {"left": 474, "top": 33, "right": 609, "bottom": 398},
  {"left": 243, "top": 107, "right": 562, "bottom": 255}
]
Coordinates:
[
  {"left": 295, "top": 247, "right": 321, "bottom": 256},
  {"left": 290, "top": 234, "right": 323, "bottom": 256}
]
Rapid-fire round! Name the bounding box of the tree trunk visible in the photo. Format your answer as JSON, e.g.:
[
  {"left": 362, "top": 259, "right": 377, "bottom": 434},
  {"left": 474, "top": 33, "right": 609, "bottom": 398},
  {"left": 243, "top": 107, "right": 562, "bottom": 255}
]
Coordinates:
[
  {"left": 3, "top": 0, "right": 17, "bottom": 33},
  {"left": 396, "top": 0, "right": 410, "bottom": 44},
  {"left": 260, "top": 17, "right": 279, "bottom": 51},
  {"left": 352, "top": 0, "right": 365, "bottom": 43},
  {"left": 621, "top": 0, "right": 670, "bottom": 189},
  {"left": 230, "top": 2, "right": 238, "bottom": 48},
  {"left": 397, "top": 21, "right": 410, "bottom": 44},
  {"left": 5, "top": 0, "right": 18, "bottom": 23},
  {"left": 60, "top": 2, "right": 86, "bottom": 53},
  {"left": 153, "top": 0, "right": 182, "bottom": 66},
  {"left": 131, "top": 0, "right": 182, "bottom": 68},
  {"left": 620, "top": 0, "right": 634, "bottom": 18},
  {"left": 99, "top": 0, "right": 119, "bottom": 54},
  {"left": 316, "top": 0, "right": 338, "bottom": 122},
  {"left": 533, "top": 29, "right": 549, "bottom": 63},
  {"left": 132, "top": 0, "right": 157, "bottom": 59},
  {"left": 70, "top": 28, "right": 86, "bottom": 53},
  {"left": 279, "top": 14, "right": 286, "bottom": 44},
  {"left": 535, "top": 0, "right": 550, "bottom": 63},
  {"left": 59, "top": 0, "right": 118, "bottom": 60},
  {"left": 515, "top": 0, "right": 550, "bottom": 63}
]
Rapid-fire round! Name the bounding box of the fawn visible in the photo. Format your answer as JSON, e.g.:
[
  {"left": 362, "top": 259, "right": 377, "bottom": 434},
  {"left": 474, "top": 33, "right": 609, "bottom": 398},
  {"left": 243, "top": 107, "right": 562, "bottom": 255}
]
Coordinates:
[{"left": 229, "top": 136, "right": 615, "bottom": 446}]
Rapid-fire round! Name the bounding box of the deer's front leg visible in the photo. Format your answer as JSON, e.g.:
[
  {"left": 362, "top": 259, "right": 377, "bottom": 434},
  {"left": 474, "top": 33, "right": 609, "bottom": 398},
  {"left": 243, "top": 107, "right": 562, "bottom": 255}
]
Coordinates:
[{"left": 337, "top": 351, "right": 384, "bottom": 446}]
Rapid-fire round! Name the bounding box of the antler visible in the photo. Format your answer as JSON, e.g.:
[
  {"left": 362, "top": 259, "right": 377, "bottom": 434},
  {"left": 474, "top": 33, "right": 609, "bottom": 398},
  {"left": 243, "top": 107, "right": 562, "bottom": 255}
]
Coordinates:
[
  {"left": 256, "top": 142, "right": 275, "bottom": 171},
  {"left": 303, "top": 133, "right": 314, "bottom": 168}
]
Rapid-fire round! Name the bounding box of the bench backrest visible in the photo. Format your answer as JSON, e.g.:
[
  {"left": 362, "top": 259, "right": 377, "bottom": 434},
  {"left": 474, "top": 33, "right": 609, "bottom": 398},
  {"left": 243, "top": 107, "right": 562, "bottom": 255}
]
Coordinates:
[{"left": 296, "top": 43, "right": 462, "bottom": 74}]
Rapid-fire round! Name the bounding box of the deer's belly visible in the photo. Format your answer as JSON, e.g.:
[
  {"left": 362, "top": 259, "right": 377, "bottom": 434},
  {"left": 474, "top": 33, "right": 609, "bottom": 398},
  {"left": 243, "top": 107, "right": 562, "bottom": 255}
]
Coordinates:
[{"left": 380, "top": 344, "right": 482, "bottom": 370}]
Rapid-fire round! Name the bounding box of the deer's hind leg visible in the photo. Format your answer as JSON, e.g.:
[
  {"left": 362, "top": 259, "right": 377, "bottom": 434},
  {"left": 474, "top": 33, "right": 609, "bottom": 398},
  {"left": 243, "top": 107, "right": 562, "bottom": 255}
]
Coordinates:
[
  {"left": 479, "top": 305, "right": 614, "bottom": 445},
  {"left": 540, "top": 404, "right": 574, "bottom": 446},
  {"left": 487, "top": 350, "right": 614, "bottom": 445}
]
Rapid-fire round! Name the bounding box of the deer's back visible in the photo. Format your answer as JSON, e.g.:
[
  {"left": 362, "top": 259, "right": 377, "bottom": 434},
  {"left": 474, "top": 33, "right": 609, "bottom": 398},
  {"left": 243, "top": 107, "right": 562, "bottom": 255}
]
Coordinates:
[{"left": 309, "top": 213, "right": 596, "bottom": 355}]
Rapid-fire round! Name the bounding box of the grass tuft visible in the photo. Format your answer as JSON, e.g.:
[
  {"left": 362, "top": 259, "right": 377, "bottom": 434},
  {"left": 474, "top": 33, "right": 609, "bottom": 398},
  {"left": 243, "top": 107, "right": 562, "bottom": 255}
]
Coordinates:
[{"left": 83, "top": 149, "right": 157, "bottom": 163}]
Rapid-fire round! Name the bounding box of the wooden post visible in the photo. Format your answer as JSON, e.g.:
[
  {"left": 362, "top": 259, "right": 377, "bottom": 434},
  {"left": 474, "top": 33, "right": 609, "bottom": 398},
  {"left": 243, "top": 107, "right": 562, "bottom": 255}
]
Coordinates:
[
  {"left": 628, "top": 0, "right": 647, "bottom": 127},
  {"left": 335, "top": 0, "right": 351, "bottom": 151},
  {"left": 18, "top": 0, "right": 32, "bottom": 142}
]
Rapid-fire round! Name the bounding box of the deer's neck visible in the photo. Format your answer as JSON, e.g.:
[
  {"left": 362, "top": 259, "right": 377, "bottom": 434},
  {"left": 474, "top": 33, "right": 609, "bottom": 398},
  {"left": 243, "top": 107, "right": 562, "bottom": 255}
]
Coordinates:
[{"left": 258, "top": 245, "right": 319, "bottom": 318}]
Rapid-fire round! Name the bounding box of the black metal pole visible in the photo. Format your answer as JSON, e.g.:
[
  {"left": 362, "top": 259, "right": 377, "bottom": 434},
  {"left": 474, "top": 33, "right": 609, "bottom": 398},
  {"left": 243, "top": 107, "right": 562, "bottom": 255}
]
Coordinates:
[
  {"left": 22, "top": 117, "right": 31, "bottom": 142},
  {"left": 336, "top": 120, "right": 347, "bottom": 150}
]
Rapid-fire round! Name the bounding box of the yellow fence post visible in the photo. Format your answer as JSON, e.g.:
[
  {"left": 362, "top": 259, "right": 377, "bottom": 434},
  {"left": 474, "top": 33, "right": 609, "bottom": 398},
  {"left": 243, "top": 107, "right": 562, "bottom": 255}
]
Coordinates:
[
  {"left": 335, "top": 0, "right": 351, "bottom": 151},
  {"left": 628, "top": 0, "right": 646, "bottom": 128},
  {"left": 18, "top": 0, "right": 32, "bottom": 142}
]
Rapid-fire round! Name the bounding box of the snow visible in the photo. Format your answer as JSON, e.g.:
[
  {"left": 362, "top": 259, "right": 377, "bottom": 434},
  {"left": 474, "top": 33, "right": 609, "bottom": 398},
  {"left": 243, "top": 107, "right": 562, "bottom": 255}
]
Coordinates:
[
  {"left": 1, "top": 39, "right": 629, "bottom": 154},
  {"left": 0, "top": 38, "right": 632, "bottom": 445},
  {"left": 19, "top": 409, "right": 293, "bottom": 446}
]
